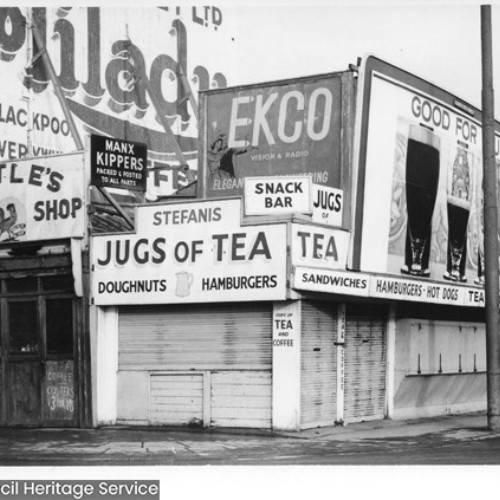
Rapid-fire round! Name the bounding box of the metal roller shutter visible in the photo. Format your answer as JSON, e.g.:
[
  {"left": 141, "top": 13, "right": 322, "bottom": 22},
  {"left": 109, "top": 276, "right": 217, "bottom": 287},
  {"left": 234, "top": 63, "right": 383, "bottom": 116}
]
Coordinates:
[
  {"left": 118, "top": 303, "right": 272, "bottom": 371},
  {"left": 344, "top": 304, "right": 387, "bottom": 422},
  {"left": 118, "top": 303, "right": 272, "bottom": 428},
  {"left": 300, "top": 301, "right": 337, "bottom": 428}
]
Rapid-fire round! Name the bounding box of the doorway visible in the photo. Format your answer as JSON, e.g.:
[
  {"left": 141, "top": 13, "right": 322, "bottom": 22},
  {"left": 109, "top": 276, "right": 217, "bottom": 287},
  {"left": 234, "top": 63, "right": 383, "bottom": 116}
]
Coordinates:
[{"left": 0, "top": 275, "right": 79, "bottom": 427}]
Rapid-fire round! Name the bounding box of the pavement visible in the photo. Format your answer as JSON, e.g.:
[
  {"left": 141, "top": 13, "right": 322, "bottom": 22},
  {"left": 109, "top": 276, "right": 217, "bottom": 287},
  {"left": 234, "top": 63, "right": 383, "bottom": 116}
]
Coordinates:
[{"left": 0, "top": 411, "right": 497, "bottom": 465}]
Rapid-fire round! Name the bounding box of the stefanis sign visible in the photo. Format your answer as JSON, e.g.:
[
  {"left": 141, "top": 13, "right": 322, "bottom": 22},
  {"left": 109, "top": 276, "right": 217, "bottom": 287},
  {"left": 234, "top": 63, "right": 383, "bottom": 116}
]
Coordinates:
[
  {"left": 91, "top": 198, "right": 287, "bottom": 305},
  {"left": 90, "top": 135, "right": 147, "bottom": 192}
]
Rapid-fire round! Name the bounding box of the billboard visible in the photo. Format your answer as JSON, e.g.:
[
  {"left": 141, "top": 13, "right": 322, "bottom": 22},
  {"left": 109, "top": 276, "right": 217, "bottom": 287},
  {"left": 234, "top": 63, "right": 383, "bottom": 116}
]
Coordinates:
[
  {"left": 353, "top": 55, "right": 499, "bottom": 287},
  {"left": 91, "top": 198, "right": 288, "bottom": 305},
  {"left": 0, "top": 6, "right": 235, "bottom": 199},
  {"left": 0, "top": 152, "right": 85, "bottom": 243},
  {"left": 200, "top": 72, "right": 355, "bottom": 228}
]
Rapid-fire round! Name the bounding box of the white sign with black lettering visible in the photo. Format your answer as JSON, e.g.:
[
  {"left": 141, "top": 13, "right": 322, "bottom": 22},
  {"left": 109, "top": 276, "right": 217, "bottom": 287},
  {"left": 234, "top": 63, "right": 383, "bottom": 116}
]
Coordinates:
[
  {"left": 91, "top": 198, "right": 287, "bottom": 305},
  {"left": 311, "top": 185, "right": 343, "bottom": 227},
  {"left": 293, "top": 267, "right": 371, "bottom": 297},
  {"left": 244, "top": 176, "right": 312, "bottom": 216},
  {"left": 293, "top": 266, "right": 484, "bottom": 307},
  {"left": 291, "top": 224, "right": 349, "bottom": 269},
  {"left": 0, "top": 153, "right": 85, "bottom": 243}
]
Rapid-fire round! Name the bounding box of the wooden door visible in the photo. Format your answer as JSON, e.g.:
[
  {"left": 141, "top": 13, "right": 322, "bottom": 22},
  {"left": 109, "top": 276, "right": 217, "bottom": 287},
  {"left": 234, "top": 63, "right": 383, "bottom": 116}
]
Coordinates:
[{"left": 4, "top": 299, "right": 42, "bottom": 427}]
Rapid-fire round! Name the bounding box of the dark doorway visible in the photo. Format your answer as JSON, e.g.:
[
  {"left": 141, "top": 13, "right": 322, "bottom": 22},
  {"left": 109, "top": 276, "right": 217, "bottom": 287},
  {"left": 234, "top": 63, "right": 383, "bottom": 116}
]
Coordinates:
[{"left": 0, "top": 275, "right": 78, "bottom": 427}]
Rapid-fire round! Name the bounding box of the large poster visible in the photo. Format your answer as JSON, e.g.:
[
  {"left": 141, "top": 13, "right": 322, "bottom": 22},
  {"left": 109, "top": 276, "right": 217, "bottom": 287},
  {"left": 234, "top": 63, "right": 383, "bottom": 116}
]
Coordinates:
[
  {"left": 354, "top": 56, "right": 499, "bottom": 286},
  {"left": 0, "top": 7, "right": 235, "bottom": 199},
  {"left": 202, "top": 74, "right": 349, "bottom": 201}
]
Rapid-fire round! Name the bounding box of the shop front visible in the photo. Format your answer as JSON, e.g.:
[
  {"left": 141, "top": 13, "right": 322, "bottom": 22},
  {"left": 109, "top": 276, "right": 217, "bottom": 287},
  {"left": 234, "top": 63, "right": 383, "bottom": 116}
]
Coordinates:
[
  {"left": 91, "top": 197, "right": 288, "bottom": 429},
  {"left": 0, "top": 153, "right": 91, "bottom": 428}
]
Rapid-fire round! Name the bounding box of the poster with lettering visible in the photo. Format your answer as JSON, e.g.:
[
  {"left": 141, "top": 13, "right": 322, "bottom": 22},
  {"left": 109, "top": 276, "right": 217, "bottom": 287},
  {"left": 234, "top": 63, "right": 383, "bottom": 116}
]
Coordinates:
[
  {"left": 0, "top": 7, "right": 236, "bottom": 199},
  {"left": 91, "top": 198, "right": 287, "bottom": 305},
  {"left": 0, "top": 152, "right": 85, "bottom": 243},
  {"left": 353, "top": 55, "right": 500, "bottom": 287},
  {"left": 43, "top": 360, "right": 75, "bottom": 422},
  {"left": 90, "top": 135, "right": 147, "bottom": 192},
  {"left": 201, "top": 73, "right": 351, "bottom": 202}
]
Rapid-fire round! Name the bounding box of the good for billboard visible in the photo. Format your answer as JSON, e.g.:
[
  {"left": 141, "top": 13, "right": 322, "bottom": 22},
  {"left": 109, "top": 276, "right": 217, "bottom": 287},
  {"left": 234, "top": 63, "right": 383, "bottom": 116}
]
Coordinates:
[
  {"left": 353, "top": 55, "right": 499, "bottom": 287},
  {"left": 201, "top": 72, "right": 355, "bottom": 228},
  {"left": 0, "top": 7, "right": 235, "bottom": 199}
]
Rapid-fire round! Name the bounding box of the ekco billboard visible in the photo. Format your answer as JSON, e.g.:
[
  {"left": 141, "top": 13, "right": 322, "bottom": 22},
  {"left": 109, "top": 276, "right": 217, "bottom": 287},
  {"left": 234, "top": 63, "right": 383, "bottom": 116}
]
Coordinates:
[
  {"left": 353, "top": 55, "right": 500, "bottom": 286},
  {"left": 200, "top": 73, "right": 355, "bottom": 228}
]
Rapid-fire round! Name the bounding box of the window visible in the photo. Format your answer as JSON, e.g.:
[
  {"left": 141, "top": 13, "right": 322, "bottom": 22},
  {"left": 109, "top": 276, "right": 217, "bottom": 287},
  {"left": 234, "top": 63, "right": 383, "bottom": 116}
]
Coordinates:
[
  {"left": 8, "top": 301, "right": 38, "bottom": 354},
  {"left": 46, "top": 299, "right": 73, "bottom": 355}
]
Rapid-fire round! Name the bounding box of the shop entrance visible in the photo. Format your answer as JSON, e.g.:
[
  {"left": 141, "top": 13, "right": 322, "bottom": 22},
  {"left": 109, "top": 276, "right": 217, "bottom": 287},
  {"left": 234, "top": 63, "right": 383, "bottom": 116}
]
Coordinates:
[{"left": 0, "top": 275, "right": 78, "bottom": 427}]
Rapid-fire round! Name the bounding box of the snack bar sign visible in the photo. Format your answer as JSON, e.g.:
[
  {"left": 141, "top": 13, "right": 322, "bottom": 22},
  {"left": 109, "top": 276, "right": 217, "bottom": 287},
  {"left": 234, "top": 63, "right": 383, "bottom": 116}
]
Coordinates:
[
  {"left": 90, "top": 135, "right": 147, "bottom": 192},
  {"left": 244, "top": 176, "right": 312, "bottom": 216},
  {"left": 91, "top": 198, "right": 288, "bottom": 305},
  {"left": 0, "top": 153, "right": 85, "bottom": 243}
]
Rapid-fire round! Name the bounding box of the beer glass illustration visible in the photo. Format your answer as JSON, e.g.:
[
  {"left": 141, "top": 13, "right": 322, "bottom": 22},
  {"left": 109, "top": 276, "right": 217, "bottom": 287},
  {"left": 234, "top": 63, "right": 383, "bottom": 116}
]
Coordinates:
[
  {"left": 474, "top": 181, "right": 485, "bottom": 286},
  {"left": 401, "top": 125, "right": 440, "bottom": 277},
  {"left": 444, "top": 142, "right": 471, "bottom": 282}
]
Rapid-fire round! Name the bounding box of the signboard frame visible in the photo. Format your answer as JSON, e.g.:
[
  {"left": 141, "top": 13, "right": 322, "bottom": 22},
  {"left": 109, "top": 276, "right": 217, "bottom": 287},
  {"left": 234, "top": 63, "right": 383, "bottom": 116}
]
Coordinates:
[
  {"left": 90, "top": 134, "right": 148, "bottom": 192},
  {"left": 0, "top": 151, "right": 86, "bottom": 245},
  {"left": 243, "top": 175, "right": 313, "bottom": 216},
  {"left": 199, "top": 71, "right": 356, "bottom": 230},
  {"left": 352, "top": 54, "right": 500, "bottom": 287}
]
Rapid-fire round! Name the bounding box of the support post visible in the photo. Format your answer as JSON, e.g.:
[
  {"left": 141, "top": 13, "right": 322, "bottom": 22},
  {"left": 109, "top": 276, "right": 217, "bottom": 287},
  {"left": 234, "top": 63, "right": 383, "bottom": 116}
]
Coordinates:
[{"left": 481, "top": 4, "right": 500, "bottom": 432}]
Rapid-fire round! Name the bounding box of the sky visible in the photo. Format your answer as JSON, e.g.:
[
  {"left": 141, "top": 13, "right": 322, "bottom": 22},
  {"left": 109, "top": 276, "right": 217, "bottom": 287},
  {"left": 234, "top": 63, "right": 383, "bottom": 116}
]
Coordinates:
[{"left": 223, "top": 3, "right": 500, "bottom": 116}]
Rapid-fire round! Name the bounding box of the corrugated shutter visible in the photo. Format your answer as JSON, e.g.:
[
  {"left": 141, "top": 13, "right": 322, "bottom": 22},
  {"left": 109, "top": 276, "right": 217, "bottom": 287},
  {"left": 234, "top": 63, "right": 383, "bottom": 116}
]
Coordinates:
[
  {"left": 150, "top": 373, "right": 203, "bottom": 425},
  {"left": 344, "top": 304, "right": 387, "bottom": 422},
  {"left": 118, "top": 303, "right": 272, "bottom": 371},
  {"left": 211, "top": 371, "right": 271, "bottom": 428},
  {"left": 300, "top": 301, "right": 337, "bottom": 428}
]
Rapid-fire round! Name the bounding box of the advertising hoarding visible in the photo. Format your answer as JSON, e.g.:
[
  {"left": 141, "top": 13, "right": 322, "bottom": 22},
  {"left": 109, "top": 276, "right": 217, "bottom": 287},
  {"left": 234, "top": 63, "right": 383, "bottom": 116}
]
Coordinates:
[
  {"left": 0, "top": 6, "right": 236, "bottom": 199},
  {"left": 91, "top": 198, "right": 288, "bottom": 305},
  {"left": 201, "top": 72, "right": 355, "bottom": 228},
  {"left": 0, "top": 152, "right": 85, "bottom": 242},
  {"left": 353, "top": 55, "right": 500, "bottom": 287}
]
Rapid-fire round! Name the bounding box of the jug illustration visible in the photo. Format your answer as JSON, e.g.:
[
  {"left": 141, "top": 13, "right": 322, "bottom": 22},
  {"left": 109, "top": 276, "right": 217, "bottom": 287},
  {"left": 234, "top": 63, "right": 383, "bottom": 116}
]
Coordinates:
[{"left": 175, "top": 271, "right": 194, "bottom": 297}]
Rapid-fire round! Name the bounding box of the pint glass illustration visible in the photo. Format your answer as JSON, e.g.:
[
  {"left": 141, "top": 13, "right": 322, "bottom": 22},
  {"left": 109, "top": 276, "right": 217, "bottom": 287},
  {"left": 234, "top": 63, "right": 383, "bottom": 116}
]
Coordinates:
[
  {"left": 444, "top": 142, "right": 471, "bottom": 282},
  {"left": 401, "top": 125, "right": 440, "bottom": 277}
]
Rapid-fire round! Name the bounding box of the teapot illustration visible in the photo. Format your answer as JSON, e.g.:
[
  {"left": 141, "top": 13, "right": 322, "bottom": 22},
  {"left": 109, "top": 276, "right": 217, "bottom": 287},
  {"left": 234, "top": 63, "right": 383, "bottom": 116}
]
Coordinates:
[{"left": 175, "top": 271, "right": 194, "bottom": 297}]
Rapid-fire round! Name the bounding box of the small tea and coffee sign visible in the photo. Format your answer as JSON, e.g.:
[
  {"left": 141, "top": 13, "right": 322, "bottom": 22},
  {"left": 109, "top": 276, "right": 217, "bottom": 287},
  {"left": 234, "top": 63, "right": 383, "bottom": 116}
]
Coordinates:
[{"left": 90, "top": 135, "right": 147, "bottom": 192}]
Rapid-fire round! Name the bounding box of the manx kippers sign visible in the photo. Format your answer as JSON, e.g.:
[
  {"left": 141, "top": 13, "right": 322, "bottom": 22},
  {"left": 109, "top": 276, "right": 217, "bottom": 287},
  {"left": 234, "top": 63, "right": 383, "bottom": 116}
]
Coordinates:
[{"left": 90, "top": 135, "right": 147, "bottom": 192}]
